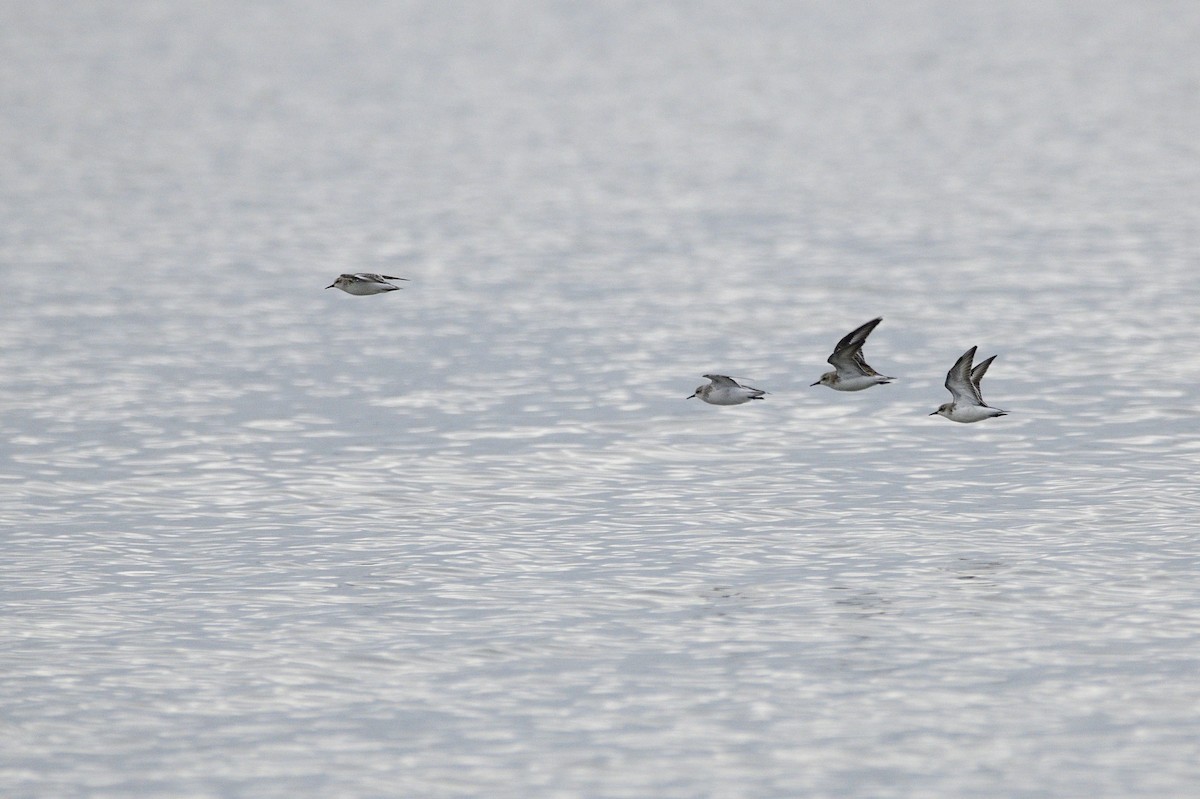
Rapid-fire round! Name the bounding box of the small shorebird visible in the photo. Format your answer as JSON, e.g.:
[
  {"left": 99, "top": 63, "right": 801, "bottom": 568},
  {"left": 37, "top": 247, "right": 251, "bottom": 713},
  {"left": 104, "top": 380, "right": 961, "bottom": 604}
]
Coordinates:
[
  {"left": 326, "top": 273, "right": 409, "bottom": 295},
  {"left": 930, "top": 346, "right": 1008, "bottom": 423},
  {"left": 687, "top": 374, "right": 767, "bottom": 405},
  {"left": 811, "top": 317, "right": 894, "bottom": 391}
]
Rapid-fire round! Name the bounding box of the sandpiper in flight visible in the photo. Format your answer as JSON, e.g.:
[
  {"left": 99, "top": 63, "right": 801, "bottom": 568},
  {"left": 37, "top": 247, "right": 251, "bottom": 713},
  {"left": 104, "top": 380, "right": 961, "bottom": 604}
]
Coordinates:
[
  {"left": 930, "top": 346, "right": 1008, "bottom": 423},
  {"left": 326, "top": 273, "right": 409, "bottom": 295},
  {"left": 687, "top": 374, "right": 767, "bottom": 405},
  {"left": 811, "top": 317, "right": 895, "bottom": 391}
]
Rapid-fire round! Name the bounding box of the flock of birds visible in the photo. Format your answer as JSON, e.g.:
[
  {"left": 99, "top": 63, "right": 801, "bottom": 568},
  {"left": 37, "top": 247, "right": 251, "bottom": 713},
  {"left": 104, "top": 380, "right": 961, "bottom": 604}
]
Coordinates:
[{"left": 326, "top": 272, "right": 1008, "bottom": 424}]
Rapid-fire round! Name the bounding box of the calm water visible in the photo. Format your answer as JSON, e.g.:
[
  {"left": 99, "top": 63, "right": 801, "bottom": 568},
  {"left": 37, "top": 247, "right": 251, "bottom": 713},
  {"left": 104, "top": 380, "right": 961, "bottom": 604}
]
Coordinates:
[{"left": 3, "top": 2, "right": 1200, "bottom": 797}]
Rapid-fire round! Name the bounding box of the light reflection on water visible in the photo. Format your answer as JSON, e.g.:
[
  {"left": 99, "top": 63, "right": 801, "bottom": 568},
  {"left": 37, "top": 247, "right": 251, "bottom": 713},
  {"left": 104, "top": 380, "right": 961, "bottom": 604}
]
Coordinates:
[{"left": 4, "top": 1, "right": 1200, "bottom": 797}]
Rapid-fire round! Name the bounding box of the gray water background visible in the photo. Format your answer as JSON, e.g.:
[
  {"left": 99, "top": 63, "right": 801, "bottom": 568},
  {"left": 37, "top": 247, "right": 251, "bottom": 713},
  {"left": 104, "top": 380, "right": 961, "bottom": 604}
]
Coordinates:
[{"left": 2, "top": 2, "right": 1199, "bottom": 797}]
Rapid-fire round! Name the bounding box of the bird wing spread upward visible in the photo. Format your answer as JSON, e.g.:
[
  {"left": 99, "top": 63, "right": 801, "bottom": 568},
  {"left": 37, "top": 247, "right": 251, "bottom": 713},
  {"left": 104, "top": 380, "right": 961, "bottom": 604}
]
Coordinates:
[
  {"left": 969, "top": 355, "right": 997, "bottom": 402},
  {"left": 827, "top": 317, "right": 883, "bottom": 376},
  {"left": 945, "top": 346, "right": 984, "bottom": 405}
]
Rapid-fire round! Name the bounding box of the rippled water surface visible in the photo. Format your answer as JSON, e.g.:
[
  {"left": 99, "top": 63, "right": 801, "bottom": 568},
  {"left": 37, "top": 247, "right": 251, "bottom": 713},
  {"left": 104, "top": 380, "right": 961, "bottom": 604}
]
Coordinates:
[{"left": 3, "top": 2, "right": 1200, "bottom": 797}]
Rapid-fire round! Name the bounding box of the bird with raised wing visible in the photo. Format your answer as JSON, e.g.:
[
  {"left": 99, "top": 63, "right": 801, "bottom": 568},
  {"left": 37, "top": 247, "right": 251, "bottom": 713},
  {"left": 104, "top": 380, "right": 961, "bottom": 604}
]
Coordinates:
[
  {"left": 930, "top": 346, "right": 1008, "bottom": 423},
  {"left": 811, "top": 317, "right": 895, "bottom": 391}
]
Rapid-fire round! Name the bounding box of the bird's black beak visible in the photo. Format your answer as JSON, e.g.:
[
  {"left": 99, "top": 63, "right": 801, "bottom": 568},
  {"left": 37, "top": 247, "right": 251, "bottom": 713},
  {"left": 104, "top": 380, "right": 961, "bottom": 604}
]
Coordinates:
[
  {"left": 325, "top": 284, "right": 335, "bottom": 289},
  {"left": 686, "top": 393, "right": 696, "bottom": 399},
  {"left": 928, "top": 411, "right": 938, "bottom": 415},
  {"left": 809, "top": 380, "right": 820, "bottom": 386}
]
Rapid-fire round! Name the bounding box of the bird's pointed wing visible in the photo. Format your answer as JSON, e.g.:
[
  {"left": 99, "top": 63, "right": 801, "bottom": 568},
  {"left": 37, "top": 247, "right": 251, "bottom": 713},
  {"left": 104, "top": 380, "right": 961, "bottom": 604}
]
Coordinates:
[
  {"left": 970, "top": 355, "right": 998, "bottom": 402},
  {"left": 945, "top": 346, "right": 981, "bottom": 404},
  {"left": 827, "top": 318, "right": 883, "bottom": 375},
  {"left": 702, "top": 374, "right": 739, "bottom": 387},
  {"left": 850, "top": 351, "right": 883, "bottom": 377}
]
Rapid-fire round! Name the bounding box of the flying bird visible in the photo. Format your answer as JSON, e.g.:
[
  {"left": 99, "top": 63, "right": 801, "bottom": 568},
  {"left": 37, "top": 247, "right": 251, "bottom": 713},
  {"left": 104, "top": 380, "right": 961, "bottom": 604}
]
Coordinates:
[
  {"left": 326, "top": 273, "right": 409, "bottom": 295},
  {"left": 811, "top": 317, "right": 894, "bottom": 391},
  {"left": 687, "top": 374, "right": 767, "bottom": 405},
  {"left": 930, "top": 346, "right": 1008, "bottom": 423}
]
